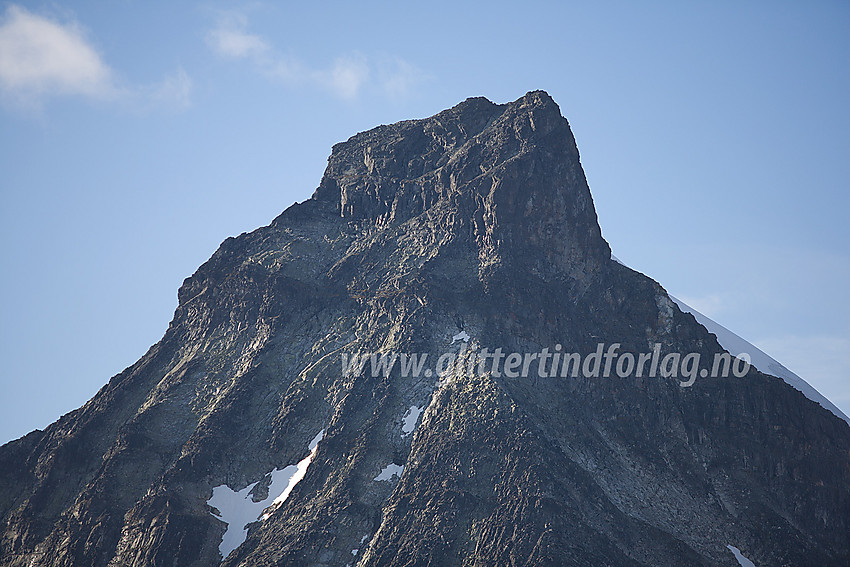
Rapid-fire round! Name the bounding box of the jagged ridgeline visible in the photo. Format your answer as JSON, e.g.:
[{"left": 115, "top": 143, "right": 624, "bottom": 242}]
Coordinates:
[{"left": 1, "top": 91, "right": 848, "bottom": 567}]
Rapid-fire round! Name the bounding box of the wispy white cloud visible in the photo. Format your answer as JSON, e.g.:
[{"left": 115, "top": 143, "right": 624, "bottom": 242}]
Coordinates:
[
  {"left": 0, "top": 4, "right": 115, "bottom": 99},
  {"left": 322, "top": 54, "right": 371, "bottom": 99},
  {"left": 206, "top": 12, "right": 269, "bottom": 60},
  {"left": 0, "top": 4, "right": 192, "bottom": 111},
  {"left": 377, "top": 56, "right": 426, "bottom": 99},
  {"left": 147, "top": 67, "right": 193, "bottom": 110},
  {"left": 206, "top": 12, "right": 425, "bottom": 99}
]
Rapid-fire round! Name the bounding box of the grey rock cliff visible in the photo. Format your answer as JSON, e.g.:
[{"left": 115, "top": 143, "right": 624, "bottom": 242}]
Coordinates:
[{"left": 1, "top": 91, "right": 848, "bottom": 567}]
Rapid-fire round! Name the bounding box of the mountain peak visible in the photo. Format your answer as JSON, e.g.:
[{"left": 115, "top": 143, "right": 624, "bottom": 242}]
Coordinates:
[
  {"left": 310, "top": 91, "right": 606, "bottom": 282},
  {"left": 312, "top": 90, "right": 575, "bottom": 217},
  {"left": 3, "top": 92, "right": 849, "bottom": 567}
]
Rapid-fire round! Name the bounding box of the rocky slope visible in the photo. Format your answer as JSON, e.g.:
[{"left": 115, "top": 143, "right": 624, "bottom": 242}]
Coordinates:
[{"left": 1, "top": 91, "right": 848, "bottom": 567}]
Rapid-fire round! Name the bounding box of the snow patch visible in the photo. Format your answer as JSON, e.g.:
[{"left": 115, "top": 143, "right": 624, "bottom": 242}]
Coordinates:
[
  {"left": 374, "top": 463, "right": 404, "bottom": 481},
  {"left": 262, "top": 429, "right": 324, "bottom": 517},
  {"left": 401, "top": 405, "right": 423, "bottom": 436},
  {"left": 207, "top": 429, "right": 324, "bottom": 558},
  {"left": 671, "top": 295, "right": 850, "bottom": 425},
  {"left": 726, "top": 545, "right": 756, "bottom": 567},
  {"left": 207, "top": 480, "right": 264, "bottom": 560},
  {"left": 451, "top": 330, "right": 470, "bottom": 344}
]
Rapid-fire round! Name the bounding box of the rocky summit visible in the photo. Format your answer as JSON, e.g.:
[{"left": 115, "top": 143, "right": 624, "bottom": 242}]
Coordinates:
[{"left": 1, "top": 91, "right": 848, "bottom": 567}]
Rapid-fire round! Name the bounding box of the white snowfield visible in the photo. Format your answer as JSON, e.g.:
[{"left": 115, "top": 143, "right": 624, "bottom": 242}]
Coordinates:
[
  {"left": 727, "top": 544, "right": 757, "bottom": 567},
  {"left": 401, "top": 405, "right": 424, "bottom": 436},
  {"left": 611, "top": 254, "right": 849, "bottom": 426},
  {"left": 207, "top": 430, "right": 324, "bottom": 559},
  {"left": 452, "top": 330, "right": 470, "bottom": 344},
  {"left": 374, "top": 463, "right": 404, "bottom": 481}
]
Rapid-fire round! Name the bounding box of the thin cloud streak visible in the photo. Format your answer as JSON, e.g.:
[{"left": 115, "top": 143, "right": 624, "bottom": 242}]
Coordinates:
[
  {"left": 206, "top": 12, "right": 426, "bottom": 99},
  {"left": 323, "top": 54, "right": 370, "bottom": 99},
  {"left": 147, "top": 67, "right": 193, "bottom": 110},
  {"left": 206, "top": 13, "right": 269, "bottom": 60},
  {"left": 378, "top": 56, "right": 426, "bottom": 100}
]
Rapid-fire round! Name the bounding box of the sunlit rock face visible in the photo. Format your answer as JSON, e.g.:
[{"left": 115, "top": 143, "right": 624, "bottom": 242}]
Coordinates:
[{"left": 1, "top": 91, "right": 848, "bottom": 567}]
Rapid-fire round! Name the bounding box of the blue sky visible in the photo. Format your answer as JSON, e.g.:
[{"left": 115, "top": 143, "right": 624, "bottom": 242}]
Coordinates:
[{"left": 1, "top": 1, "right": 848, "bottom": 444}]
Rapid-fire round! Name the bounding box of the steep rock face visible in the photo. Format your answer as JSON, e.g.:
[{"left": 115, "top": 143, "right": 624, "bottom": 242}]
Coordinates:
[{"left": 1, "top": 91, "right": 848, "bottom": 567}]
